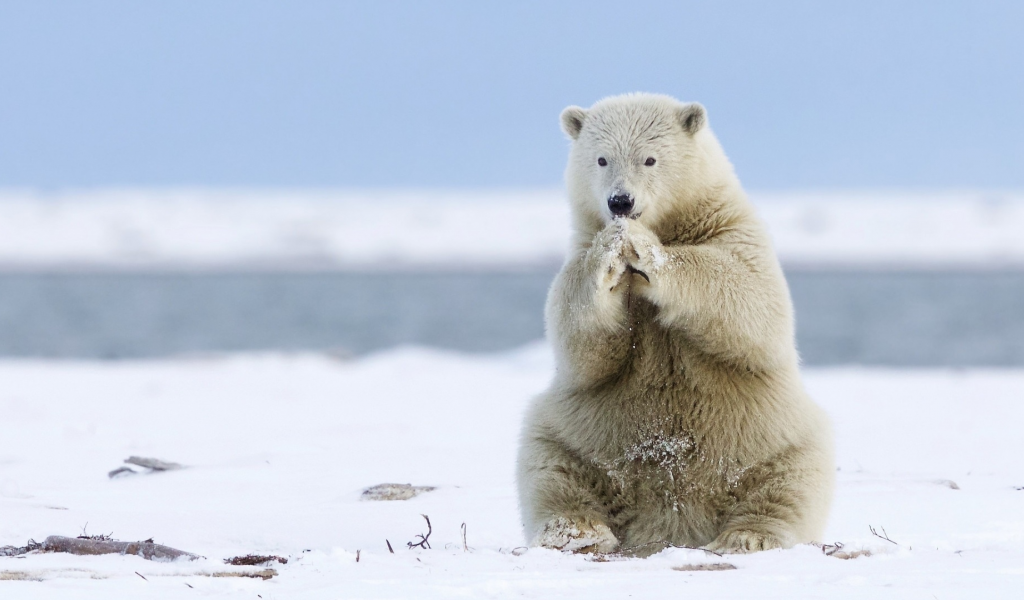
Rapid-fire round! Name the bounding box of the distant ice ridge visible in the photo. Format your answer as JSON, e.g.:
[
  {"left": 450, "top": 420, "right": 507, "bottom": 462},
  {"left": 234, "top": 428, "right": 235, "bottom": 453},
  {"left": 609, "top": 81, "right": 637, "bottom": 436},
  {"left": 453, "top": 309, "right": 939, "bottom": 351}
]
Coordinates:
[{"left": 1, "top": 188, "right": 1022, "bottom": 269}]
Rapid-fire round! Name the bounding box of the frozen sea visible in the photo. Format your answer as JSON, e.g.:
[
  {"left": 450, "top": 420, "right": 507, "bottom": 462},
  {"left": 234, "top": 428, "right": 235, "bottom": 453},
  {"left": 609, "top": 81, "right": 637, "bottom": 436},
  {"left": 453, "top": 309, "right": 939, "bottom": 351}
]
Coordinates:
[
  {"left": 0, "top": 269, "right": 1022, "bottom": 365},
  {"left": 2, "top": 189, "right": 1023, "bottom": 365}
]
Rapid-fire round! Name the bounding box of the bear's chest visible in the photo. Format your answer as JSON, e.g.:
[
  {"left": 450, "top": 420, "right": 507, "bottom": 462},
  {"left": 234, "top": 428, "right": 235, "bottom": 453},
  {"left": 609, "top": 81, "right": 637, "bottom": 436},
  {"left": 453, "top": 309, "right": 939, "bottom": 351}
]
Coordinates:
[{"left": 561, "top": 295, "right": 763, "bottom": 503}]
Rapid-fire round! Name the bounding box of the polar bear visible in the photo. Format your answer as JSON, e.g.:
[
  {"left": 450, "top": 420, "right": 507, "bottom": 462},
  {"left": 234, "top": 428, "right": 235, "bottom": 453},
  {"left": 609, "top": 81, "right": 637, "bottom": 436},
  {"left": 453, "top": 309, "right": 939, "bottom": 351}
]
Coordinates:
[{"left": 516, "top": 93, "right": 834, "bottom": 554}]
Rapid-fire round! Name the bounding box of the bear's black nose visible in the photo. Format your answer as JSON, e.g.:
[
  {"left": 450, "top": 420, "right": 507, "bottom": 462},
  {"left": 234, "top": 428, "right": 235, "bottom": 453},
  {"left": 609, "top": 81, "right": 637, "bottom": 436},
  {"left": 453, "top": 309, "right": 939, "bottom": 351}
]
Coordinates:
[{"left": 608, "top": 194, "right": 634, "bottom": 217}]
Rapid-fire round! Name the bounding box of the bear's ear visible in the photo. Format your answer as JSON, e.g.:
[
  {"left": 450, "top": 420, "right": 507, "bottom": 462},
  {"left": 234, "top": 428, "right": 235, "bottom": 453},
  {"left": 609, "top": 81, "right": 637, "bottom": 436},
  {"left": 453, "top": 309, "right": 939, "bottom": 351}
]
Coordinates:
[
  {"left": 677, "top": 102, "right": 707, "bottom": 135},
  {"left": 560, "top": 106, "right": 588, "bottom": 140}
]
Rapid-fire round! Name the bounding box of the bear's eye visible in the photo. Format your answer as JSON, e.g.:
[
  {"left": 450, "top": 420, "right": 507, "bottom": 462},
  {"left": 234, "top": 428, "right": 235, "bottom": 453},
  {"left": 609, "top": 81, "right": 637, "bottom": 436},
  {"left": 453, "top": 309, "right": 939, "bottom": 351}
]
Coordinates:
[
  {"left": 644, "top": 157, "right": 656, "bottom": 166},
  {"left": 597, "top": 157, "right": 607, "bottom": 167}
]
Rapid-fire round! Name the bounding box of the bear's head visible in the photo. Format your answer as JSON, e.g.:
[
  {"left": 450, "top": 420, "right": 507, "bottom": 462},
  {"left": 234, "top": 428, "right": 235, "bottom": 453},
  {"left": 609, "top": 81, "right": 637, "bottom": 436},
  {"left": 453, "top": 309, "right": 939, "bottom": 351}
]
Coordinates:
[{"left": 560, "top": 93, "right": 733, "bottom": 235}]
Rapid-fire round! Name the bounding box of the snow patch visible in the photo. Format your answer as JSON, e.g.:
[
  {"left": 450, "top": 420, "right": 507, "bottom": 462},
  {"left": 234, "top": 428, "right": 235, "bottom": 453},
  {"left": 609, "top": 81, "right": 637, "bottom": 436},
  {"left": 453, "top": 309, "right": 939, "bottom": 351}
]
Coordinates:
[{"left": 0, "top": 350, "right": 1023, "bottom": 596}]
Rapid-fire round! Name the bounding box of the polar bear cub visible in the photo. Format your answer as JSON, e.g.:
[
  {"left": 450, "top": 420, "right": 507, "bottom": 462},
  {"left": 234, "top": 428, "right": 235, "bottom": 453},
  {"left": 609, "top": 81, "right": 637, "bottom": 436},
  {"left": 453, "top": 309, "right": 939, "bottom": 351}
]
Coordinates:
[{"left": 516, "top": 93, "right": 834, "bottom": 554}]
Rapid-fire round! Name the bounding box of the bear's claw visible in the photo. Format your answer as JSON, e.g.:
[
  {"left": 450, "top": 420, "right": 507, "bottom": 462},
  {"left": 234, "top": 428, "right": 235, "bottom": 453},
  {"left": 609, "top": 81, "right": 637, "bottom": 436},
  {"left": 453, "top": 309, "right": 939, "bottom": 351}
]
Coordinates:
[{"left": 626, "top": 265, "right": 650, "bottom": 282}]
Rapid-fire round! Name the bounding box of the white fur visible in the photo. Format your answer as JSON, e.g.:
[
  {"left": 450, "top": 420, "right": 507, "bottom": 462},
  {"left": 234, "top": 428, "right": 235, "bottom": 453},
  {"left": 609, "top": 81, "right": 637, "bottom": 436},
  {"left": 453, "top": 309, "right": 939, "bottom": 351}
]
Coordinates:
[{"left": 517, "top": 93, "right": 834, "bottom": 554}]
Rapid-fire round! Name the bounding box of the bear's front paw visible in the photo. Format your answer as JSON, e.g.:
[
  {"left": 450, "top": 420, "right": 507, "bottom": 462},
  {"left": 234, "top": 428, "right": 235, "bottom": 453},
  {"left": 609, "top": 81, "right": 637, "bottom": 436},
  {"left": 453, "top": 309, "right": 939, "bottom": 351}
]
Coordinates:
[
  {"left": 590, "top": 220, "right": 632, "bottom": 292},
  {"left": 534, "top": 516, "right": 619, "bottom": 554},
  {"left": 622, "top": 219, "right": 665, "bottom": 281},
  {"left": 705, "top": 529, "right": 784, "bottom": 554},
  {"left": 597, "top": 250, "right": 630, "bottom": 292}
]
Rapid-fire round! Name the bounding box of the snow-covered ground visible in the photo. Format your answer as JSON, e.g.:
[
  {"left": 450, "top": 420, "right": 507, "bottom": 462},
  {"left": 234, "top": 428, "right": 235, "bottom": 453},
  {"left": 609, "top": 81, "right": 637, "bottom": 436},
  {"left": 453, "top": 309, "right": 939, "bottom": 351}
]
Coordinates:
[
  {"left": 2, "top": 345, "right": 1023, "bottom": 598},
  {"left": 2, "top": 189, "right": 1024, "bottom": 269}
]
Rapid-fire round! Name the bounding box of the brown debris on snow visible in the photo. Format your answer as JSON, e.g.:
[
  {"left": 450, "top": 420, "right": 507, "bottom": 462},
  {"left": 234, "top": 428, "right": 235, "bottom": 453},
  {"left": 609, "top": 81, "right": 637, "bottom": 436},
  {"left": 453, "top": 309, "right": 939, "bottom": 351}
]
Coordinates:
[
  {"left": 672, "top": 563, "right": 737, "bottom": 571},
  {"left": 830, "top": 548, "right": 873, "bottom": 560},
  {"left": 224, "top": 554, "right": 288, "bottom": 566},
  {"left": 108, "top": 456, "right": 186, "bottom": 478},
  {"left": 41, "top": 536, "right": 200, "bottom": 561},
  {"left": 1, "top": 569, "right": 277, "bottom": 582},
  {"left": 821, "top": 541, "right": 873, "bottom": 560},
  {"left": 125, "top": 456, "right": 184, "bottom": 471},
  {"left": 0, "top": 571, "right": 44, "bottom": 581},
  {"left": 211, "top": 569, "right": 277, "bottom": 580},
  {"left": 0, "top": 539, "right": 42, "bottom": 557},
  {"left": 361, "top": 483, "right": 436, "bottom": 501}
]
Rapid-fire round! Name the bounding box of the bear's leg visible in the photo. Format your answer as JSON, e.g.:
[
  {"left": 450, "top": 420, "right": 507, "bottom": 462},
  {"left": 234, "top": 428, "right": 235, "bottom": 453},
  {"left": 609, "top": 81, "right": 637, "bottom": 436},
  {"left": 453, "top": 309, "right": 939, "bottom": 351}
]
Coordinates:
[
  {"left": 517, "top": 435, "right": 619, "bottom": 553},
  {"left": 705, "top": 444, "right": 832, "bottom": 554},
  {"left": 545, "top": 220, "right": 643, "bottom": 387}
]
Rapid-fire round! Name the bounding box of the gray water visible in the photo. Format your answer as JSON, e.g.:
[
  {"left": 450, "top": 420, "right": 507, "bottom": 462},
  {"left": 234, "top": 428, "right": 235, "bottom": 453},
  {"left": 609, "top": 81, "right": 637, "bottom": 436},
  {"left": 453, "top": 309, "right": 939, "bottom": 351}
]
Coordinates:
[{"left": 0, "top": 271, "right": 1021, "bottom": 366}]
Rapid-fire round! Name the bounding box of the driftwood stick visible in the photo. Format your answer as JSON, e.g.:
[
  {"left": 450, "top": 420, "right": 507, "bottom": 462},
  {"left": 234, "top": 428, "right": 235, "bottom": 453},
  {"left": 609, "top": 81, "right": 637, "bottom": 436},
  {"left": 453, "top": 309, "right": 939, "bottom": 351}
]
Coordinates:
[
  {"left": 41, "top": 536, "right": 200, "bottom": 561},
  {"left": 124, "top": 456, "right": 183, "bottom": 471}
]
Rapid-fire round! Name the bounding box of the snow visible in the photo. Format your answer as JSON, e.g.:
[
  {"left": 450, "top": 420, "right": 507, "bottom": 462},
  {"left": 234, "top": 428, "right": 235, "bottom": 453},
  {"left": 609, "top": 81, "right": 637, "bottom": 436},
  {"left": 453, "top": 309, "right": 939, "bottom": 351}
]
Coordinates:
[
  {"left": 2, "top": 345, "right": 1023, "bottom": 598},
  {"left": 1, "top": 189, "right": 1024, "bottom": 269}
]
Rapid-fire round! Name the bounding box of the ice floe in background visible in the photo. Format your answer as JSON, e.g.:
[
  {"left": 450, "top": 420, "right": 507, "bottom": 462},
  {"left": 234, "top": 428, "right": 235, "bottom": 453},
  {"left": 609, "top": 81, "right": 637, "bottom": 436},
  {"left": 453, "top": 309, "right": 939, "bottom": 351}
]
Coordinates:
[{"left": 1, "top": 189, "right": 1023, "bottom": 270}]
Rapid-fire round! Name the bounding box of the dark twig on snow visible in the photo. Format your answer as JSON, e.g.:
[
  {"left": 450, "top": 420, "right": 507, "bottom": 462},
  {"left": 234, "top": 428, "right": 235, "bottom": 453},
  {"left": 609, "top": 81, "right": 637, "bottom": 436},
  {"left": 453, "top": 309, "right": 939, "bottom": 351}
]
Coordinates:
[
  {"left": 77, "top": 525, "right": 113, "bottom": 542},
  {"left": 386, "top": 539, "right": 394, "bottom": 554},
  {"left": 407, "top": 514, "right": 432, "bottom": 550},
  {"left": 869, "top": 525, "right": 898, "bottom": 545}
]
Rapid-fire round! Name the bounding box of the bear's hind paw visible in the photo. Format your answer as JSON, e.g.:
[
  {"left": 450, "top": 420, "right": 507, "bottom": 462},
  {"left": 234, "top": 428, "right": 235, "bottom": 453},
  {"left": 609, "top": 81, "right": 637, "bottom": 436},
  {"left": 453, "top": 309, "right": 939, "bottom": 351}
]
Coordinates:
[
  {"left": 535, "top": 516, "right": 619, "bottom": 554},
  {"left": 706, "top": 529, "right": 785, "bottom": 554}
]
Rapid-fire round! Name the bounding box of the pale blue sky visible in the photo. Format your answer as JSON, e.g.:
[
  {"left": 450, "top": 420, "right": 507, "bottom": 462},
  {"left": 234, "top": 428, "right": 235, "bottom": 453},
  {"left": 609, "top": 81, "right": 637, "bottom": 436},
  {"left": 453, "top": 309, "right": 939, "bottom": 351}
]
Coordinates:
[{"left": 1, "top": 1, "right": 1022, "bottom": 189}]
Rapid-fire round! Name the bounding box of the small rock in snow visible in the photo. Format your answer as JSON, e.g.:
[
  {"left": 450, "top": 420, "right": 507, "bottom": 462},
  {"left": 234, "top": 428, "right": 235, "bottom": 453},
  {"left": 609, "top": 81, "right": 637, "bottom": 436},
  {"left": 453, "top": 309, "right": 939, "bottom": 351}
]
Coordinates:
[{"left": 361, "top": 483, "right": 436, "bottom": 501}]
